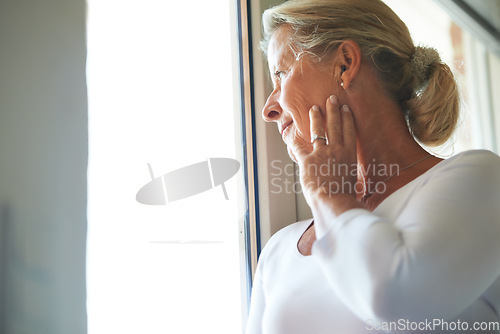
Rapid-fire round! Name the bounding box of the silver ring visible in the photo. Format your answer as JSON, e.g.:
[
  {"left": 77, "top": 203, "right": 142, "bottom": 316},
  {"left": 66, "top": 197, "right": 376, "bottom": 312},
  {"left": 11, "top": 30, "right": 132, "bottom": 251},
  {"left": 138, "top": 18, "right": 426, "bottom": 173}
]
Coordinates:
[{"left": 312, "top": 134, "right": 327, "bottom": 143}]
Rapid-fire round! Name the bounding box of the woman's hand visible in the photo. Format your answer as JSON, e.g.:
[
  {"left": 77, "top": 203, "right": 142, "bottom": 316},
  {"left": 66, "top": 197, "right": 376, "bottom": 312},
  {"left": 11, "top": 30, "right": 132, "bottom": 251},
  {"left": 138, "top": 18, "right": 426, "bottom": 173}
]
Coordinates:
[{"left": 290, "top": 95, "right": 358, "bottom": 208}]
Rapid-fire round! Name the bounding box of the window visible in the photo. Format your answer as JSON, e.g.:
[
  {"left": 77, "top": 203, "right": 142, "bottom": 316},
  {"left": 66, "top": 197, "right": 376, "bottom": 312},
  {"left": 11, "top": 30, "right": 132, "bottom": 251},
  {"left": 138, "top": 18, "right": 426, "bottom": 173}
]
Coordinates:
[{"left": 86, "top": 1, "right": 251, "bottom": 333}]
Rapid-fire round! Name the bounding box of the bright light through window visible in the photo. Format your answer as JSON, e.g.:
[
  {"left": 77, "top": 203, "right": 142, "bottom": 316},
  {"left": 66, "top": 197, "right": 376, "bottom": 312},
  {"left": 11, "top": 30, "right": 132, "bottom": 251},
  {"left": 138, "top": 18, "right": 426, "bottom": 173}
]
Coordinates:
[{"left": 86, "top": 1, "right": 245, "bottom": 333}]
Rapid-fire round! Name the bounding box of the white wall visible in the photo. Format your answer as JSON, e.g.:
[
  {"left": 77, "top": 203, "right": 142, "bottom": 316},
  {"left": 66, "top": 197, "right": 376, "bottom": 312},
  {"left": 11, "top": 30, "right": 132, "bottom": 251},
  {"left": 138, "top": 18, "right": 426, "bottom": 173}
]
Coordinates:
[{"left": 0, "top": 0, "right": 87, "bottom": 333}]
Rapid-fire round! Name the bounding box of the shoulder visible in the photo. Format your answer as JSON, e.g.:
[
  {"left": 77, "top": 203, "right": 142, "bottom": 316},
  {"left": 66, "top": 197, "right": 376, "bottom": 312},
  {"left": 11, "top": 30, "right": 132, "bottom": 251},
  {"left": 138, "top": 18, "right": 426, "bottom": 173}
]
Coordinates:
[
  {"left": 424, "top": 149, "right": 500, "bottom": 183},
  {"left": 436, "top": 149, "right": 499, "bottom": 170},
  {"left": 378, "top": 150, "right": 500, "bottom": 218},
  {"left": 412, "top": 149, "right": 500, "bottom": 212}
]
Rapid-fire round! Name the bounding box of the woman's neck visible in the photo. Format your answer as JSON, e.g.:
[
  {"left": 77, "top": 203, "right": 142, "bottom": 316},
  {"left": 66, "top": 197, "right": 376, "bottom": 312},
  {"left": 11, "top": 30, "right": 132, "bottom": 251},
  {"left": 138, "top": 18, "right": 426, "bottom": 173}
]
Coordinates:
[
  {"left": 336, "top": 60, "right": 441, "bottom": 205},
  {"left": 346, "top": 84, "right": 431, "bottom": 199}
]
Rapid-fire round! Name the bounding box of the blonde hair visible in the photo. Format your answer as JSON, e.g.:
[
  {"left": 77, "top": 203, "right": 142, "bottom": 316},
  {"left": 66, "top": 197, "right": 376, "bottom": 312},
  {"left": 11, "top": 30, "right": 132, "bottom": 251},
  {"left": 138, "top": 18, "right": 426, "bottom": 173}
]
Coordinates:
[{"left": 261, "top": 0, "right": 459, "bottom": 146}]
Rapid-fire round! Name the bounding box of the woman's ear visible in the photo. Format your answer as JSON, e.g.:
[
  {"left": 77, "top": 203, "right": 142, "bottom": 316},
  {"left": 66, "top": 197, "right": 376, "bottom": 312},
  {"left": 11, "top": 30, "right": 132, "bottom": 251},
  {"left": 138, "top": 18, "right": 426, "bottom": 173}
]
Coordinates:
[{"left": 337, "top": 40, "right": 361, "bottom": 90}]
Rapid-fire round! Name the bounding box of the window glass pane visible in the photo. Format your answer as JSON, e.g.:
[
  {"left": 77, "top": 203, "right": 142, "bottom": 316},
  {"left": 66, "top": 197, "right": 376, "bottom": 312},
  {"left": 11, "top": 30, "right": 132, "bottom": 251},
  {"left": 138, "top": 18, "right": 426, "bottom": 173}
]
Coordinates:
[{"left": 86, "top": 1, "right": 245, "bottom": 333}]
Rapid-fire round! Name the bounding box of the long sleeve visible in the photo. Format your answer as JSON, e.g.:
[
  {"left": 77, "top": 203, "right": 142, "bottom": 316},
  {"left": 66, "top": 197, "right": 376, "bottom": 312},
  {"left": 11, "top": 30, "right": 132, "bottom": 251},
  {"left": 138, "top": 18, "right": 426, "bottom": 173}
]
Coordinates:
[{"left": 311, "top": 150, "right": 500, "bottom": 323}]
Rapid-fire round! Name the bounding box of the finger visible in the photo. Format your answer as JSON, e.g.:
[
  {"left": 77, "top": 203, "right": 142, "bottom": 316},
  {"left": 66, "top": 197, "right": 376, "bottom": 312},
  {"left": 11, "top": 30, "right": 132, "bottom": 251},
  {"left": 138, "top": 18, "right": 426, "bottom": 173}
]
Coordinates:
[
  {"left": 341, "top": 104, "right": 356, "bottom": 149},
  {"left": 309, "top": 105, "right": 327, "bottom": 149},
  {"left": 326, "top": 95, "right": 342, "bottom": 145}
]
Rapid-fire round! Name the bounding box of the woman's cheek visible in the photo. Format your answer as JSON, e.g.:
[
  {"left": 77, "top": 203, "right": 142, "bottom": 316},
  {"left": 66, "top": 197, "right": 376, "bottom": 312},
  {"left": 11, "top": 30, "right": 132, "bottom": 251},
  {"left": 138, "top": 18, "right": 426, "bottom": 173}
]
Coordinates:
[
  {"left": 295, "top": 123, "right": 310, "bottom": 143},
  {"left": 280, "top": 79, "right": 313, "bottom": 141}
]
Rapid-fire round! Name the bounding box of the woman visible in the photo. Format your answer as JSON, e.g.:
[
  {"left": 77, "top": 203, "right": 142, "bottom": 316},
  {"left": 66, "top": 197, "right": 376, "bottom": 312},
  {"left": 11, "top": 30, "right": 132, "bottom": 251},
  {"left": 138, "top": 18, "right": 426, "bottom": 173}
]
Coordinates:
[{"left": 246, "top": 0, "right": 500, "bottom": 333}]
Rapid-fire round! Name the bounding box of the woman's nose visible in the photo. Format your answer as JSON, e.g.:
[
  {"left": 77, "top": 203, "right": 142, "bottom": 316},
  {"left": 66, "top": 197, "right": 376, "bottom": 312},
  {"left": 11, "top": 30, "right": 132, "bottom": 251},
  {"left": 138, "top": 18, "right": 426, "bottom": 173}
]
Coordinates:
[{"left": 262, "top": 90, "right": 282, "bottom": 122}]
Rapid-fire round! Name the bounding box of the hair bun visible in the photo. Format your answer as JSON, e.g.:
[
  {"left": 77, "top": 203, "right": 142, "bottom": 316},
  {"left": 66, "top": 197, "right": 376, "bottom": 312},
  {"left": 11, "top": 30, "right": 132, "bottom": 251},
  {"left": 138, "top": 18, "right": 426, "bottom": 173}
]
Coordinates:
[{"left": 410, "top": 46, "right": 441, "bottom": 85}]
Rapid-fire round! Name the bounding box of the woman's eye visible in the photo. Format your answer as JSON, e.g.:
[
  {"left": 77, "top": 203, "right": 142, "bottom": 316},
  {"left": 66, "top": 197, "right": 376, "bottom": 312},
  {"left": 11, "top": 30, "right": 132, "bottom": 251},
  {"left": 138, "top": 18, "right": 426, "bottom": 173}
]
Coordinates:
[{"left": 274, "top": 70, "right": 285, "bottom": 79}]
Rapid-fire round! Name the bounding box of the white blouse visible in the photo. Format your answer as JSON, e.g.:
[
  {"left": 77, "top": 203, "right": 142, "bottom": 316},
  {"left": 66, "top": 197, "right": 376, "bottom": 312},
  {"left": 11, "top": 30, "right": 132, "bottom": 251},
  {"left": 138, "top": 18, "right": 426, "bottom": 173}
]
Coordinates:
[{"left": 246, "top": 150, "right": 500, "bottom": 334}]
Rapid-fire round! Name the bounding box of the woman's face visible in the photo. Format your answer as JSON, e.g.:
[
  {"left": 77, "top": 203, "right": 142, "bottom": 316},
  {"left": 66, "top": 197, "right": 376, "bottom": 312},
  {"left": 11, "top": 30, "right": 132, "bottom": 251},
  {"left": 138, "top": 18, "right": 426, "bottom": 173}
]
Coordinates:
[{"left": 262, "top": 26, "right": 337, "bottom": 155}]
